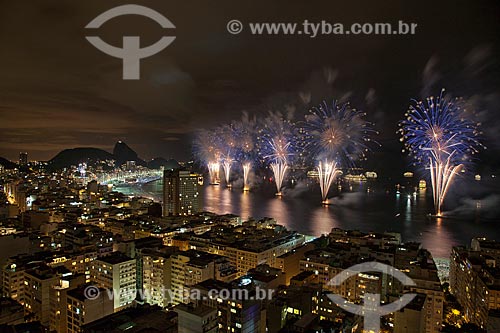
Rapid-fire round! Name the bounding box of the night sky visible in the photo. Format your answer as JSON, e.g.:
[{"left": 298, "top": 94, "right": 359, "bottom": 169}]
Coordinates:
[{"left": 0, "top": 0, "right": 499, "bottom": 169}]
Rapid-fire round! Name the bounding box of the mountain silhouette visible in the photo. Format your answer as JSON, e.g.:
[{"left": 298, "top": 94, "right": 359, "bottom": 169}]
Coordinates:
[
  {"left": 47, "top": 142, "right": 150, "bottom": 170},
  {"left": 0, "top": 157, "right": 17, "bottom": 169},
  {"left": 113, "top": 141, "right": 146, "bottom": 167},
  {"left": 48, "top": 148, "right": 114, "bottom": 170}
]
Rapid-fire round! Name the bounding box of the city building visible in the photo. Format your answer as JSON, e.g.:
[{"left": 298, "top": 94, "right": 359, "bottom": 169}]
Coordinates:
[
  {"left": 194, "top": 278, "right": 266, "bottom": 333},
  {"left": 19, "top": 152, "right": 28, "bottom": 167},
  {"left": 394, "top": 293, "right": 427, "bottom": 333},
  {"left": 176, "top": 222, "right": 305, "bottom": 276},
  {"left": 395, "top": 244, "right": 444, "bottom": 333},
  {"left": 141, "top": 249, "right": 173, "bottom": 307},
  {"left": 0, "top": 297, "right": 24, "bottom": 325},
  {"left": 273, "top": 243, "right": 316, "bottom": 285},
  {"left": 450, "top": 239, "right": 500, "bottom": 329},
  {"left": 66, "top": 284, "right": 114, "bottom": 333},
  {"left": 81, "top": 304, "right": 177, "bottom": 333},
  {"left": 170, "top": 250, "right": 219, "bottom": 305},
  {"left": 23, "top": 265, "right": 60, "bottom": 326},
  {"left": 91, "top": 253, "right": 136, "bottom": 312},
  {"left": 49, "top": 273, "right": 86, "bottom": 333},
  {"left": 247, "top": 264, "right": 286, "bottom": 293},
  {"left": 175, "top": 303, "right": 218, "bottom": 333},
  {"left": 2, "top": 259, "right": 29, "bottom": 302},
  {"left": 299, "top": 246, "right": 391, "bottom": 303},
  {"left": 162, "top": 169, "right": 202, "bottom": 216}
]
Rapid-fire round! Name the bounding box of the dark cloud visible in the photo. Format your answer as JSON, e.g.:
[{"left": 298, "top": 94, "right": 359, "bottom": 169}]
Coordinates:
[
  {"left": 421, "top": 55, "right": 441, "bottom": 98},
  {"left": 0, "top": 0, "right": 498, "bottom": 168},
  {"left": 464, "top": 44, "right": 493, "bottom": 76}
]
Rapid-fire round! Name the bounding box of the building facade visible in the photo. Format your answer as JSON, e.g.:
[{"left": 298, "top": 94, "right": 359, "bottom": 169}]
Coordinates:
[{"left": 163, "top": 170, "right": 202, "bottom": 216}]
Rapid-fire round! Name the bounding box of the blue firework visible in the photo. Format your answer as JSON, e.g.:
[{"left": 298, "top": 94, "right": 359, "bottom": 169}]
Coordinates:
[
  {"left": 398, "top": 89, "right": 484, "bottom": 167},
  {"left": 193, "top": 129, "right": 223, "bottom": 164},
  {"left": 303, "top": 100, "right": 378, "bottom": 167},
  {"left": 232, "top": 113, "right": 258, "bottom": 164},
  {"left": 257, "top": 111, "right": 298, "bottom": 165},
  {"left": 399, "top": 89, "right": 484, "bottom": 215}
]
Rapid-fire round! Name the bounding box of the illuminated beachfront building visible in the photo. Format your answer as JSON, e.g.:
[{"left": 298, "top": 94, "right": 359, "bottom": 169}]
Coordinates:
[{"left": 163, "top": 169, "right": 202, "bottom": 216}]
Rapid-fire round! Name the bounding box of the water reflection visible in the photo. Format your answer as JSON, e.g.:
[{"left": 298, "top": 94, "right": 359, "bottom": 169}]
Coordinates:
[
  {"left": 129, "top": 180, "right": 500, "bottom": 259},
  {"left": 239, "top": 191, "right": 251, "bottom": 221},
  {"left": 309, "top": 206, "right": 339, "bottom": 236},
  {"left": 265, "top": 197, "right": 290, "bottom": 227}
]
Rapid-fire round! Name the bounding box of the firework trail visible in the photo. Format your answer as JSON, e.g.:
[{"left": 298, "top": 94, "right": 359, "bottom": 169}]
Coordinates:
[
  {"left": 208, "top": 162, "right": 220, "bottom": 185},
  {"left": 193, "top": 129, "right": 223, "bottom": 185},
  {"left": 219, "top": 124, "right": 239, "bottom": 187},
  {"left": 242, "top": 162, "right": 251, "bottom": 191},
  {"left": 304, "top": 100, "right": 377, "bottom": 202},
  {"left": 233, "top": 112, "right": 258, "bottom": 190},
  {"left": 399, "top": 89, "right": 484, "bottom": 215},
  {"left": 317, "top": 160, "right": 341, "bottom": 202},
  {"left": 258, "top": 111, "right": 297, "bottom": 195},
  {"left": 222, "top": 158, "right": 233, "bottom": 187},
  {"left": 270, "top": 161, "right": 288, "bottom": 195}
]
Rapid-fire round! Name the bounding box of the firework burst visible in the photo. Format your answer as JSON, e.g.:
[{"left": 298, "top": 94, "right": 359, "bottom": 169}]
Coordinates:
[
  {"left": 304, "top": 100, "right": 377, "bottom": 202},
  {"left": 399, "top": 89, "right": 484, "bottom": 215},
  {"left": 258, "top": 111, "right": 297, "bottom": 195},
  {"left": 193, "top": 129, "right": 223, "bottom": 184},
  {"left": 233, "top": 113, "right": 258, "bottom": 190}
]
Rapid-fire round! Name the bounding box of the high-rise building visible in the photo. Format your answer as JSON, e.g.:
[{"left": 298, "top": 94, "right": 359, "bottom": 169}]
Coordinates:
[
  {"left": 395, "top": 244, "right": 444, "bottom": 333},
  {"left": 194, "top": 278, "right": 266, "bottom": 333},
  {"left": 49, "top": 273, "right": 87, "bottom": 333},
  {"left": 2, "top": 260, "right": 27, "bottom": 302},
  {"left": 450, "top": 239, "right": 500, "bottom": 329},
  {"left": 66, "top": 283, "right": 114, "bottom": 333},
  {"left": 19, "top": 152, "right": 28, "bottom": 166},
  {"left": 23, "top": 266, "right": 60, "bottom": 326},
  {"left": 162, "top": 170, "right": 202, "bottom": 216},
  {"left": 142, "top": 250, "right": 173, "bottom": 307},
  {"left": 175, "top": 303, "right": 218, "bottom": 333},
  {"left": 91, "top": 253, "right": 136, "bottom": 312},
  {"left": 170, "top": 250, "right": 218, "bottom": 305},
  {"left": 394, "top": 293, "right": 427, "bottom": 333}
]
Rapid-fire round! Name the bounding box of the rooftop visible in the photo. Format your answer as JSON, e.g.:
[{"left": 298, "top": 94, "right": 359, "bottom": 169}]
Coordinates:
[
  {"left": 97, "top": 252, "right": 134, "bottom": 265},
  {"left": 175, "top": 303, "right": 216, "bottom": 317},
  {"left": 67, "top": 284, "right": 107, "bottom": 302},
  {"left": 82, "top": 304, "right": 177, "bottom": 333}
]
